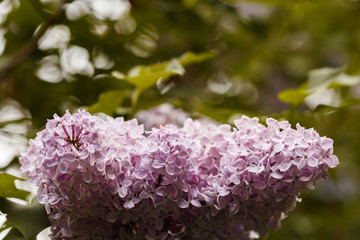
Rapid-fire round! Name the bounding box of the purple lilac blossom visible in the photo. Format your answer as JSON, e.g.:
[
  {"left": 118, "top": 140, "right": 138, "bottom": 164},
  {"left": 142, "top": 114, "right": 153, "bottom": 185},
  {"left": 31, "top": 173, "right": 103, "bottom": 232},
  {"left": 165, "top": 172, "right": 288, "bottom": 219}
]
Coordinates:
[
  {"left": 20, "top": 111, "right": 339, "bottom": 239},
  {"left": 202, "top": 116, "right": 338, "bottom": 237},
  {"left": 20, "top": 110, "right": 146, "bottom": 239},
  {"left": 135, "top": 103, "right": 189, "bottom": 130}
]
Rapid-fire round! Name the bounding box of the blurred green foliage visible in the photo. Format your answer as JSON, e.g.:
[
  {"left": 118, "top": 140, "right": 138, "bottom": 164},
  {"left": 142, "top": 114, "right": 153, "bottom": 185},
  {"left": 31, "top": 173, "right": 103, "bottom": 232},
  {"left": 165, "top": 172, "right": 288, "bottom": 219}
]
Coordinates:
[
  {"left": 0, "top": 197, "right": 50, "bottom": 240},
  {"left": 1, "top": 0, "right": 360, "bottom": 239},
  {"left": 0, "top": 173, "right": 30, "bottom": 199}
]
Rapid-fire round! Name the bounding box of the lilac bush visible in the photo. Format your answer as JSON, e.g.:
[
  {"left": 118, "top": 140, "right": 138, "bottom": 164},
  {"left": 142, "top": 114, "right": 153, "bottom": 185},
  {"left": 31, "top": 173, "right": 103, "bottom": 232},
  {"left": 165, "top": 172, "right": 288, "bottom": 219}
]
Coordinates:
[{"left": 20, "top": 110, "right": 339, "bottom": 239}]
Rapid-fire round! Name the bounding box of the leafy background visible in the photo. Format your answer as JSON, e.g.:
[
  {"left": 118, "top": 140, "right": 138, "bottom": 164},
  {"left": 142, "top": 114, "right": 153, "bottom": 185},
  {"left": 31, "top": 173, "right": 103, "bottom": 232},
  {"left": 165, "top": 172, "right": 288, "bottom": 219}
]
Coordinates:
[{"left": 0, "top": 0, "right": 360, "bottom": 239}]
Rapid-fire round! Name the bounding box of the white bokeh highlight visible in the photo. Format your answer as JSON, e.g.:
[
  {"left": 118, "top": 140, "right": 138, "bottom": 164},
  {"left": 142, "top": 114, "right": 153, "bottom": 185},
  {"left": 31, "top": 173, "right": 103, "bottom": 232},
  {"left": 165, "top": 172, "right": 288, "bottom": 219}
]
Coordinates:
[
  {"left": 38, "top": 25, "right": 71, "bottom": 51},
  {"left": 91, "top": 0, "right": 131, "bottom": 21},
  {"left": 36, "top": 55, "right": 63, "bottom": 83},
  {"left": 60, "top": 45, "right": 94, "bottom": 78}
]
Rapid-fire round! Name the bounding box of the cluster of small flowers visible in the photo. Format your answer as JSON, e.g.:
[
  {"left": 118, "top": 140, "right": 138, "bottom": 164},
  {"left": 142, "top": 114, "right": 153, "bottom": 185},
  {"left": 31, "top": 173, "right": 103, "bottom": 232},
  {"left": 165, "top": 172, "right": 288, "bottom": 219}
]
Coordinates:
[
  {"left": 20, "top": 110, "right": 339, "bottom": 239},
  {"left": 135, "top": 103, "right": 189, "bottom": 130},
  {"left": 20, "top": 110, "right": 146, "bottom": 239}
]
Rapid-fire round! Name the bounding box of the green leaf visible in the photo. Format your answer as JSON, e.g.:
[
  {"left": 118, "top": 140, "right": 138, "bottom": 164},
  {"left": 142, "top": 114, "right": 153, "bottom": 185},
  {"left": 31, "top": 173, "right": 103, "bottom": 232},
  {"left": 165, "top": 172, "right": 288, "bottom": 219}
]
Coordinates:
[
  {"left": 278, "top": 67, "right": 360, "bottom": 107},
  {"left": 123, "top": 59, "right": 185, "bottom": 90},
  {"left": 328, "top": 73, "right": 360, "bottom": 88},
  {"left": 112, "top": 50, "right": 216, "bottom": 91},
  {"left": 87, "top": 89, "right": 128, "bottom": 115},
  {"left": 0, "top": 173, "right": 30, "bottom": 200},
  {"left": 178, "top": 50, "right": 217, "bottom": 66},
  {"left": 0, "top": 197, "right": 50, "bottom": 240},
  {"left": 3, "top": 227, "right": 24, "bottom": 240},
  {"left": 278, "top": 89, "right": 309, "bottom": 106},
  {"left": 308, "top": 66, "right": 344, "bottom": 91}
]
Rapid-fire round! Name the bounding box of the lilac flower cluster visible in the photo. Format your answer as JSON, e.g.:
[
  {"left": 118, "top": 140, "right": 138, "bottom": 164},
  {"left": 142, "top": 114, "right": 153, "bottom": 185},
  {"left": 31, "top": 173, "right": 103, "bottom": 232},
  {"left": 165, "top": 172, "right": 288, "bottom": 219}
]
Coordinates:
[
  {"left": 182, "top": 117, "right": 339, "bottom": 237},
  {"left": 135, "top": 103, "right": 218, "bottom": 131},
  {"left": 20, "top": 111, "right": 339, "bottom": 239},
  {"left": 135, "top": 103, "right": 189, "bottom": 130},
  {"left": 20, "top": 110, "right": 145, "bottom": 239}
]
